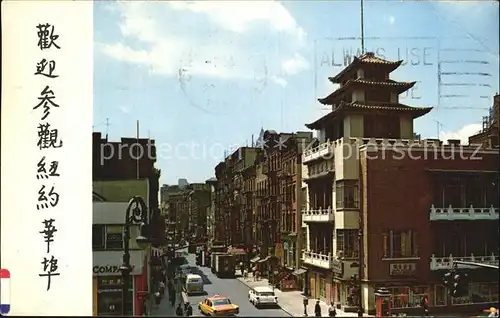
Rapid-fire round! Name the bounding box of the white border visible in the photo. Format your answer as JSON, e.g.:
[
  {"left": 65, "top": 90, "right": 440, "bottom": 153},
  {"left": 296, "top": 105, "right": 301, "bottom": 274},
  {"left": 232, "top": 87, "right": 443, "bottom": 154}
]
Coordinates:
[{"left": 1, "top": 1, "right": 93, "bottom": 315}]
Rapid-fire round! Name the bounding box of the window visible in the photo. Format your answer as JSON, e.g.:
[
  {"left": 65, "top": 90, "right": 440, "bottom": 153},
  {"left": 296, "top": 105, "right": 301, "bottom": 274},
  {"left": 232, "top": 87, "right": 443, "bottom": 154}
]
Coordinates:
[
  {"left": 336, "top": 229, "right": 358, "bottom": 259},
  {"left": 320, "top": 277, "right": 326, "bottom": 298},
  {"left": 387, "top": 286, "right": 429, "bottom": 309},
  {"left": 336, "top": 181, "right": 359, "bottom": 209},
  {"left": 434, "top": 285, "right": 447, "bottom": 307},
  {"left": 451, "top": 282, "right": 499, "bottom": 305},
  {"left": 93, "top": 225, "right": 105, "bottom": 249},
  {"left": 383, "top": 230, "right": 419, "bottom": 258},
  {"left": 301, "top": 188, "right": 307, "bottom": 210},
  {"left": 106, "top": 225, "right": 124, "bottom": 249},
  {"left": 97, "top": 291, "right": 133, "bottom": 315}
]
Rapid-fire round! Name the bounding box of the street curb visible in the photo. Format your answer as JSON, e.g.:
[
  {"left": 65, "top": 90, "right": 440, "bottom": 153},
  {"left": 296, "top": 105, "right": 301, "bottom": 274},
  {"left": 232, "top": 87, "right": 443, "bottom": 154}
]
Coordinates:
[{"left": 235, "top": 277, "right": 296, "bottom": 317}]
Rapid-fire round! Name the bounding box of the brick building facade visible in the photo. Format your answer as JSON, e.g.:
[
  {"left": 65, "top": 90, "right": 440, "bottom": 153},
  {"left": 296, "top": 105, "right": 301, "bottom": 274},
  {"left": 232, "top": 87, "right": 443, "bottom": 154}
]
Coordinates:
[
  {"left": 300, "top": 52, "right": 498, "bottom": 314},
  {"left": 359, "top": 143, "right": 499, "bottom": 315}
]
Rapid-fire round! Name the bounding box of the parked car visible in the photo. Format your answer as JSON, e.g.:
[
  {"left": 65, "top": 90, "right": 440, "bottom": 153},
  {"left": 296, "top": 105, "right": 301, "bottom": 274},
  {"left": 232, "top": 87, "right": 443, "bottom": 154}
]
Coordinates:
[{"left": 248, "top": 286, "right": 279, "bottom": 308}]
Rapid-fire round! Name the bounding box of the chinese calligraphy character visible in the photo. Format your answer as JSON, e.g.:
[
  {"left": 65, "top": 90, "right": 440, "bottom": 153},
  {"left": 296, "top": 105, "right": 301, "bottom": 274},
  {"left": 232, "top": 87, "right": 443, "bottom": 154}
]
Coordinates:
[
  {"left": 33, "top": 86, "right": 59, "bottom": 121},
  {"left": 37, "top": 185, "right": 60, "bottom": 210},
  {"left": 39, "top": 219, "right": 57, "bottom": 253},
  {"left": 34, "top": 59, "right": 58, "bottom": 78},
  {"left": 37, "top": 123, "right": 63, "bottom": 150},
  {"left": 36, "top": 23, "right": 60, "bottom": 50},
  {"left": 39, "top": 255, "right": 60, "bottom": 290},
  {"left": 37, "top": 157, "right": 60, "bottom": 179}
]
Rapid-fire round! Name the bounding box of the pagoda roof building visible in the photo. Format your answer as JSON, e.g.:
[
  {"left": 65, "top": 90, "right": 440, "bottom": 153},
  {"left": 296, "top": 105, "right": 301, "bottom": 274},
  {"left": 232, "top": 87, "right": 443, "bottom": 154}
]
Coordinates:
[{"left": 306, "top": 52, "right": 432, "bottom": 135}]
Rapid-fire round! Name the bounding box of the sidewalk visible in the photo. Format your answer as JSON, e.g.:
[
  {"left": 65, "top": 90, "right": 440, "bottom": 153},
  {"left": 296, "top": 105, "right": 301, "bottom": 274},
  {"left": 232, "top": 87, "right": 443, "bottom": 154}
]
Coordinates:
[
  {"left": 237, "top": 273, "right": 372, "bottom": 317},
  {"left": 151, "top": 276, "right": 184, "bottom": 316}
]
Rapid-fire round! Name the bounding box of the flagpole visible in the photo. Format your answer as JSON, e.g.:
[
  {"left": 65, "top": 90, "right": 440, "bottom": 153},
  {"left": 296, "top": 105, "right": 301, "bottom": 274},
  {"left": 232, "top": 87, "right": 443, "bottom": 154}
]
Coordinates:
[{"left": 360, "top": 0, "right": 365, "bottom": 53}]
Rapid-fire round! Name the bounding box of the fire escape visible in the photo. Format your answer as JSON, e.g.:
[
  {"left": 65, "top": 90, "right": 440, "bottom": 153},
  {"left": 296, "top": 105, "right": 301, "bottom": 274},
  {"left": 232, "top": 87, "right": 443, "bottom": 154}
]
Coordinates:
[{"left": 263, "top": 157, "right": 279, "bottom": 256}]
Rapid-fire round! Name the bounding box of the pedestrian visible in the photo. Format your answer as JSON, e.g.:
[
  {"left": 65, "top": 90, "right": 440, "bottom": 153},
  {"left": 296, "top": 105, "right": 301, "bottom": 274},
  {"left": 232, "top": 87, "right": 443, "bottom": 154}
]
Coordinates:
[
  {"left": 303, "top": 296, "right": 309, "bottom": 316},
  {"left": 328, "top": 301, "right": 336, "bottom": 317},
  {"left": 159, "top": 281, "right": 166, "bottom": 297},
  {"left": 185, "top": 302, "right": 193, "bottom": 316},
  {"left": 314, "top": 300, "right": 322, "bottom": 317},
  {"left": 420, "top": 295, "right": 429, "bottom": 316},
  {"left": 170, "top": 291, "right": 176, "bottom": 307},
  {"left": 176, "top": 303, "right": 184, "bottom": 316},
  {"left": 168, "top": 279, "right": 174, "bottom": 294},
  {"left": 141, "top": 298, "right": 147, "bottom": 316},
  {"left": 154, "top": 291, "right": 161, "bottom": 307}
]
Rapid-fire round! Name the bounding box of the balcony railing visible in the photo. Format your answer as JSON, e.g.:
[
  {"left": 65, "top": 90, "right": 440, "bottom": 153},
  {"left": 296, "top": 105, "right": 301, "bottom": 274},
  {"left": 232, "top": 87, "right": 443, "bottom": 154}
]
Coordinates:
[
  {"left": 430, "top": 253, "right": 499, "bottom": 270},
  {"left": 302, "top": 250, "right": 335, "bottom": 270},
  {"left": 302, "top": 207, "right": 334, "bottom": 222},
  {"left": 307, "top": 160, "right": 334, "bottom": 180},
  {"left": 303, "top": 140, "right": 336, "bottom": 163},
  {"left": 429, "top": 205, "right": 499, "bottom": 221}
]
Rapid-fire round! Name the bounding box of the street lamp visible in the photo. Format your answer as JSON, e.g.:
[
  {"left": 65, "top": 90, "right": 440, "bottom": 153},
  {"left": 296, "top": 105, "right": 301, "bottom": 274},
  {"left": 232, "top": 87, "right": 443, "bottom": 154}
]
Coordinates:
[
  {"left": 120, "top": 196, "right": 152, "bottom": 315},
  {"left": 357, "top": 223, "right": 363, "bottom": 317}
]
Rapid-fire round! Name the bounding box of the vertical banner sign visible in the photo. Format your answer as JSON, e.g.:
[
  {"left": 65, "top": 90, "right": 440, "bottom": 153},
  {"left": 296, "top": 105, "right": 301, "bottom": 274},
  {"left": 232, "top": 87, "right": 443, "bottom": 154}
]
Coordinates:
[{"left": 1, "top": 1, "right": 93, "bottom": 315}]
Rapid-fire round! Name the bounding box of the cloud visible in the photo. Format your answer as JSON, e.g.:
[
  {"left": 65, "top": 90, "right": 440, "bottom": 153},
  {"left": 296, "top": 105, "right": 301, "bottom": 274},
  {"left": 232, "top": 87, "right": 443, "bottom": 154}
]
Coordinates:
[
  {"left": 440, "top": 123, "right": 482, "bottom": 144},
  {"left": 270, "top": 75, "right": 288, "bottom": 87},
  {"left": 282, "top": 53, "right": 310, "bottom": 75},
  {"left": 98, "top": 1, "right": 308, "bottom": 81},
  {"left": 119, "top": 105, "right": 131, "bottom": 114},
  {"left": 167, "top": 1, "right": 306, "bottom": 40}
]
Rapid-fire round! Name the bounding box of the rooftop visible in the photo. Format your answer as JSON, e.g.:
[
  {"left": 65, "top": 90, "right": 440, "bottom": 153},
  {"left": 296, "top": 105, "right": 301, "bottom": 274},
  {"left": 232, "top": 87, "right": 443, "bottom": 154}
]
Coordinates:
[{"left": 329, "top": 52, "right": 403, "bottom": 83}]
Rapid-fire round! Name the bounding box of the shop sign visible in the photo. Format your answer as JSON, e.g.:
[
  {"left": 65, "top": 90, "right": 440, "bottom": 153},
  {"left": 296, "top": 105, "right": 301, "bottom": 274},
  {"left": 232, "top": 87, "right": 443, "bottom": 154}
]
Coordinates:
[
  {"left": 331, "top": 257, "right": 343, "bottom": 275},
  {"left": 389, "top": 263, "right": 417, "bottom": 277},
  {"left": 93, "top": 265, "right": 135, "bottom": 275},
  {"left": 93, "top": 250, "right": 143, "bottom": 276}
]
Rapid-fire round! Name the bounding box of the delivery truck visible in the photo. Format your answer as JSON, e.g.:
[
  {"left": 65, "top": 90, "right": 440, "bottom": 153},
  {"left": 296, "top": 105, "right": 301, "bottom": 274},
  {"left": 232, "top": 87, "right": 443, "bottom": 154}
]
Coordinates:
[{"left": 214, "top": 253, "right": 236, "bottom": 278}]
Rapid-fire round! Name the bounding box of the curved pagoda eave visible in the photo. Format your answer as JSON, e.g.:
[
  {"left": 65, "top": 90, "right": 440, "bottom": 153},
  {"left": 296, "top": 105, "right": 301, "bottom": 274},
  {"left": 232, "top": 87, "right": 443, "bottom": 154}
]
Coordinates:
[
  {"left": 318, "top": 79, "right": 416, "bottom": 105},
  {"left": 329, "top": 55, "right": 404, "bottom": 84},
  {"left": 305, "top": 102, "right": 433, "bottom": 130}
]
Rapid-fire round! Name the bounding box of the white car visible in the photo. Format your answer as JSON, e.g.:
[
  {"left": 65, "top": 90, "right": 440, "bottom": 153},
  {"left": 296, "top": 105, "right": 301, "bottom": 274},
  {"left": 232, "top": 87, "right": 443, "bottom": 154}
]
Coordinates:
[{"left": 248, "top": 286, "right": 279, "bottom": 308}]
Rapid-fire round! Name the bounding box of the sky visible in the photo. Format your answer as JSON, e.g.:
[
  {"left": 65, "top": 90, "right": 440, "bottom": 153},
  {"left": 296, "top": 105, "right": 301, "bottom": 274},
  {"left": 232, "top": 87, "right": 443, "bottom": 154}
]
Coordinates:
[{"left": 93, "top": 0, "right": 500, "bottom": 186}]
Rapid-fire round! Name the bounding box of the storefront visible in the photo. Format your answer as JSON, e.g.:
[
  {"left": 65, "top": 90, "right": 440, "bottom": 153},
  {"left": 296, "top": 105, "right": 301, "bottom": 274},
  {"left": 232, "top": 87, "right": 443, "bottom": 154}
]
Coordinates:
[
  {"left": 96, "top": 275, "right": 134, "bottom": 316},
  {"left": 308, "top": 268, "right": 332, "bottom": 303},
  {"left": 93, "top": 250, "right": 145, "bottom": 316}
]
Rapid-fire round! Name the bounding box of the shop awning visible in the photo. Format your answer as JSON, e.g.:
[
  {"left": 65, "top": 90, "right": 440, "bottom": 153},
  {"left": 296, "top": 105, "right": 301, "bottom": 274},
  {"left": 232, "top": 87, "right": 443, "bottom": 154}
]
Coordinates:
[
  {"left": 292, "top": 268, "right": 307, "bottom": 276},
  {"left": 258, "top": 256, "right": 271, "bottom": 263},
  {"left": 250, "top": 256, "right": 261, "bottom": 263},
  {"left": 229, "top": 248, "right": 247, "bottom": 255}
]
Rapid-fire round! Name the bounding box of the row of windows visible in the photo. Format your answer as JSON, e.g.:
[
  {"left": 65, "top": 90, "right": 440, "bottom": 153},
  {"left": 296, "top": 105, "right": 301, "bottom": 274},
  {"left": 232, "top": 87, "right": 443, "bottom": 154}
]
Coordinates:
[
  {"left": 92, "top": 224, "right": 140, "bottom": 250},
  {"left": 384, "top": 283, "right": 498, "bottom": 309},
  {"left": 308, "top": 229, "right": 419, "bottom": 260}
]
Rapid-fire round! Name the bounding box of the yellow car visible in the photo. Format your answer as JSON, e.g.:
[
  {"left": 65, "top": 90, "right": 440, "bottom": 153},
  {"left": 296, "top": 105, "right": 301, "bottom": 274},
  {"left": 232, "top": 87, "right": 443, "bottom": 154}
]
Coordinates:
[{"left": 198, "top": 295, "right": 240, "bottom": 316}]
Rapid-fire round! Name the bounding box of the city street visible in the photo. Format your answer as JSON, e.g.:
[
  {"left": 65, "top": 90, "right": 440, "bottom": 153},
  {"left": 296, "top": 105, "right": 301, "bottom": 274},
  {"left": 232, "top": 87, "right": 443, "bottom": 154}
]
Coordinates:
[{"left": 184, "top": 253, "right": 291, "bottom": 317}]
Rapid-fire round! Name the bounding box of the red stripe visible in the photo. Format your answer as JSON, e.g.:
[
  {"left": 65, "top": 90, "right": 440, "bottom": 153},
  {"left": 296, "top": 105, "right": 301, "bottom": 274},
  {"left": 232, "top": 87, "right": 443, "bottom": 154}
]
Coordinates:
[{"left": 0, "top": 268, "right": 10, "bottom": 278}]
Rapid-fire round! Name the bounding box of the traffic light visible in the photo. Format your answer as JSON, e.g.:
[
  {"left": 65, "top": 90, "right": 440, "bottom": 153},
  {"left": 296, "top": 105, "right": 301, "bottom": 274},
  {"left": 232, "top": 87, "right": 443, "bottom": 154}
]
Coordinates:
[
  {"left": 443, "top": 270, "right": 469, "bottom": 298},
  {"left": 451, "top": 273, "right": 469, "bottom": 297},
  {"left": 443, "top": 271, "right": 453, "bottom": 287}
]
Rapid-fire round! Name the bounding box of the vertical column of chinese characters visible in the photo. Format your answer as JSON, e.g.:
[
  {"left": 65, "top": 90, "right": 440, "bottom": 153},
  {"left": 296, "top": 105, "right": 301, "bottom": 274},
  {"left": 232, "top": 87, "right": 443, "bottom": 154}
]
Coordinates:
[{"left": 34, "top": 23, "right": 62, "bottom": 291}]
